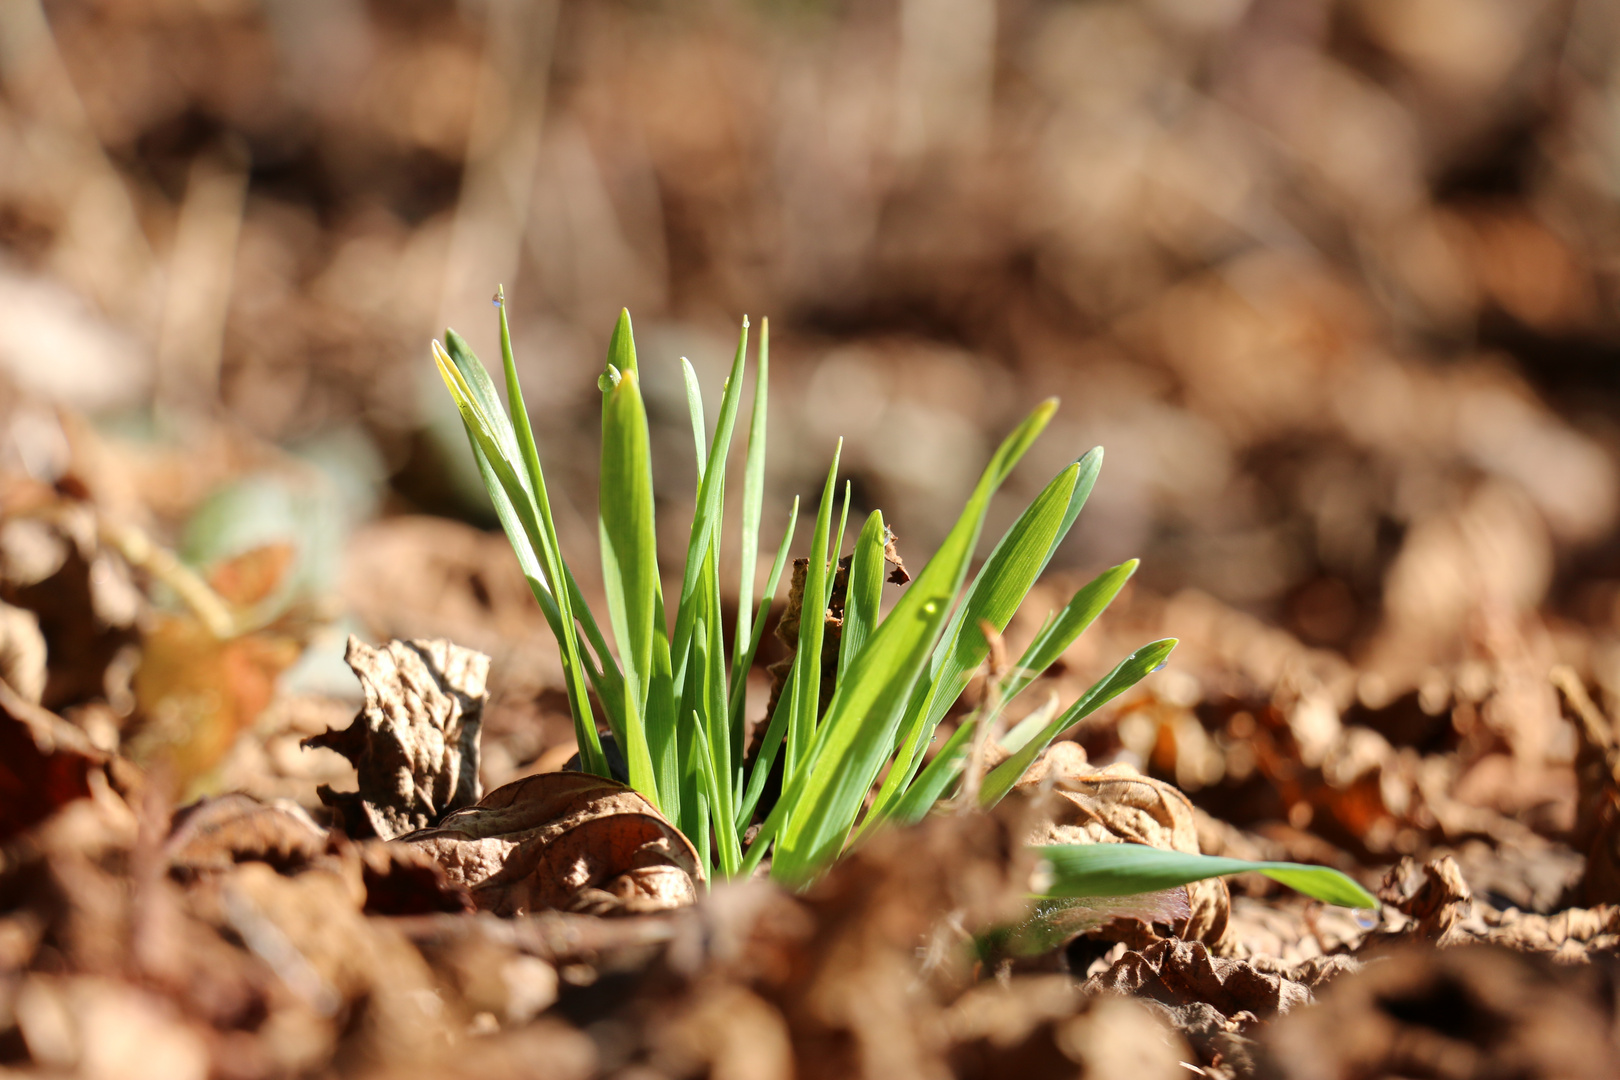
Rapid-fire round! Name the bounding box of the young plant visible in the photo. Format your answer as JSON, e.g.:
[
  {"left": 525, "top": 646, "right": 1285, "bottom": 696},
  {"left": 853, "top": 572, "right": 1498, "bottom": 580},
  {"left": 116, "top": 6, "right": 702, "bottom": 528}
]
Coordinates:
[{"left": 432, "top": 296, "right": 1376, "bottom": 910}]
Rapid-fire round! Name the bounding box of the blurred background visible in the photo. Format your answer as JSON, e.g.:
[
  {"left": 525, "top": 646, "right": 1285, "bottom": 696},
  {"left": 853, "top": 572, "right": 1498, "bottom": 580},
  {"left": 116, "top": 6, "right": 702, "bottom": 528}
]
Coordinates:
[{"left": 5, "top": 0, "right": 1620, "bottom": 865}]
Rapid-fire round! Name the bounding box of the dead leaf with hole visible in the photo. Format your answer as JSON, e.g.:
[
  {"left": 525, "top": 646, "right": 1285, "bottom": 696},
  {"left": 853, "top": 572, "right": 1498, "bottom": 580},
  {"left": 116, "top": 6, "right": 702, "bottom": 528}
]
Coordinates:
[
  {"left": 400, "top": 771, "right": 703, "bottom": 916},
  {"left": 303, "top": 636, "right": 488, "bottom": 840},
  {"left": 1018, "top": 756, "right": 1231, "bottom": 950}
]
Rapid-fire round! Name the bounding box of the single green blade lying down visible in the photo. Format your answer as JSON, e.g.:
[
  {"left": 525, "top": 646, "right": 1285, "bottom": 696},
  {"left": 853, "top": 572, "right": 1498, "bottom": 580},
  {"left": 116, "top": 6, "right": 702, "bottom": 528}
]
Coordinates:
[{"left": 1036, "top": 843, "right": 1378, "bottom": 910}]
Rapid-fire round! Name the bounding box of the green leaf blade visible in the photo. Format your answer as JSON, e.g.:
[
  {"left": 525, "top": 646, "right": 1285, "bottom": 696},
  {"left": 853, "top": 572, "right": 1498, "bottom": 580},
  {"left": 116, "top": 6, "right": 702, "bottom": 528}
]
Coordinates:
[
  {"left": 1036, "top": 843, "right": 1378, "bottom": 910},
  {"left": 786, "top": 445, "right": 843, "bottom": 780},
  {"left": 979, "top": 638, "right": 1176, "bottom": 808},
  {"left": 999, "top": 557, "right": 1139, "bottom": 710},
  {"left": 434, "top": 337, "right": 610, "bottom": 778},
  {"left": 869, "top": 455, "right": 1091, "bottom": 825},
  {"left": 838, "top": 510, "right": 886, "bottom": 679},
  {"left": 771, "top": 400, "right": 1058, "bottom": 881},
  {"left": 598, "top": 311, "right": 662, "bottom": 807},
  {"left": 669, "top": 319, "right": 751, "bottom": 706},
  {"left": 733, "top": 318, "right": 770, "bottom": 674},
  {"left": 729, "top": 497, "right": 800, "bottom": 741}
]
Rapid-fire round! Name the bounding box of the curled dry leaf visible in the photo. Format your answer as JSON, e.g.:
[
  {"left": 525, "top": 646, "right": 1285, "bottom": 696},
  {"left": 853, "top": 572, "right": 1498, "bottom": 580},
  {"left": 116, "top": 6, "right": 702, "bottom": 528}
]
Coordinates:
[
  {"left": 303, "top": 636, "right": 488, "bottom": 840},
  {"left": 1018, "top": 751, "right": 1231, "bottom": 950},
  {"left": 1376, "top": 854, "right": 1472, "bottom": 942},
  {"left": 401, "top": 771, "right": 703, "bottom": 917},
  {"left": 881, "top": 528, "right": 910, "bottom": 585},
  {"left": 1372, "top": 854, "right": 1620, "bottom": 958}
]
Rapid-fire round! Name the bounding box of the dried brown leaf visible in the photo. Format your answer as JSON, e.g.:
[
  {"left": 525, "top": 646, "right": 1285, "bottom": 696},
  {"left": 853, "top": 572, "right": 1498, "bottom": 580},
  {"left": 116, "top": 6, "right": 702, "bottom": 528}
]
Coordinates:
[
  {"left": 304, "top": 636, "right": 488, "bottom": 840},
  {"left": 1085, "top": 938, "right": 1311, "bottom": 1023},
  {"left": 1377, "top": 854, "right": 1473, "bottom": 942},
  {"left": 401, "top": 771, "right": 702, "bottom": 916},
  {"left": 882, "top": 528, "right": 910, "bottom": 585},
  {"left": 128, "top": 615, "right": 301, "bottom": 785},
  {"left": 1019, "top": 758, "right": 1232, "bottom": 950}
]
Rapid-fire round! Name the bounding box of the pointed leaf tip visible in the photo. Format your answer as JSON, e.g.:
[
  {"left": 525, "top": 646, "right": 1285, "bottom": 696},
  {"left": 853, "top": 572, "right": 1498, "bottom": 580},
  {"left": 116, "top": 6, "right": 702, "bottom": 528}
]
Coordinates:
[{"left": 607, "top": 309, "right": 637, "bottom": 374}]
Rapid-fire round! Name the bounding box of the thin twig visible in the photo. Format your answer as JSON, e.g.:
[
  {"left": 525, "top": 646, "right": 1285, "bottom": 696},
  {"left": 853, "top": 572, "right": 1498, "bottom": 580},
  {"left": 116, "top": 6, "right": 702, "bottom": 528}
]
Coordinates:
[{"left": 100, "top": 520, "right": 236, "bottom": 639}]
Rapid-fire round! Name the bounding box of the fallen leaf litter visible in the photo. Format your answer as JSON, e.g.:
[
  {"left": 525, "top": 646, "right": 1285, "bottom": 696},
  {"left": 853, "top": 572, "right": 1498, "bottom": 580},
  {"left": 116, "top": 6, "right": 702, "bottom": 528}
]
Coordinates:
[{"left": 7, "top": 600, "right": 1620, "bottom": 1079}]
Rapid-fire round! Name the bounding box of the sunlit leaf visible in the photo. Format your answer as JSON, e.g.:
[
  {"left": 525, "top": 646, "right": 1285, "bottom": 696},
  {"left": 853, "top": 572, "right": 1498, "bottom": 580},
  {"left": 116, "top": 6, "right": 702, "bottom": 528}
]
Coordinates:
[{"left": 1036, "top": 843, "right": 1378, "bottom": 910}]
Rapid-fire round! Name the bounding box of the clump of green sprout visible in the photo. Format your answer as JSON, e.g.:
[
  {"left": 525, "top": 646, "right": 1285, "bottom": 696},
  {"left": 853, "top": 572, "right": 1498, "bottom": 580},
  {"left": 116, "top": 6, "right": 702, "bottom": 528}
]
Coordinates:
[{"left": 432, "top": 293, "right": 1376, "bottom": 910}]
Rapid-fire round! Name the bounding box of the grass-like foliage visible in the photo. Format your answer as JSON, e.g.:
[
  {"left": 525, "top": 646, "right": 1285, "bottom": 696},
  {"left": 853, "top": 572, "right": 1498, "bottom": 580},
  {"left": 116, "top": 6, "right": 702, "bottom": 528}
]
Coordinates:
[{"left": 432, "top": 297, "right": 1373, "bottom": 910}]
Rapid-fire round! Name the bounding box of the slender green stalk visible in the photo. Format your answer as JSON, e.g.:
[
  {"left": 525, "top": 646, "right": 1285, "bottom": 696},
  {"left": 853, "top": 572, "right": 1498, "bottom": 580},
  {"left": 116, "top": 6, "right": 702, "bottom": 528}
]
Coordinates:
[
  {"left": 729, "top": 499, "right": 799, "bottom": 746},
  {"left": 827, "top": 479, "right": 851, "bottom": 610},
  {"left": 870, "top": 452, "right": 1098, "bottom": 825},
  {"left": 734, "top": 318, "right": 769, "bottom": 671},
  {"left": 786, "top": 445, "right": 842, "bottom": 780},
  {"left": 839, "top": 511, "right": 886, "bottom": 678},
  {"left": 770, "top": 402, "right": 1056, "bottom": 881},
  {"left": 598, "top": 312, "right": 663, "bottom": 805},
  {"left": 434, "top": 335, "right": 608, "bottom": 777},
  {"left": 668, "top": 322, "right": 750, "bottom": 709}
]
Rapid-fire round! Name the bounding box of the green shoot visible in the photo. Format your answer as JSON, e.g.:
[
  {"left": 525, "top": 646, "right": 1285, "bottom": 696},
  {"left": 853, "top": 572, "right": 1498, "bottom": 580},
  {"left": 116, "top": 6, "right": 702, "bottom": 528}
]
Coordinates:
[{"left": 432, "top": 296, "right": 1368, "bottom": 913}]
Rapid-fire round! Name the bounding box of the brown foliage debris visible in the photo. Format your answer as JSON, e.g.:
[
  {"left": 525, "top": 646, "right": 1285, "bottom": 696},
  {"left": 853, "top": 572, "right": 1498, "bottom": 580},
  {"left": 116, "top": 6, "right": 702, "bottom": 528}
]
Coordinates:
[
  {"left": 401, "top": 772, "right": 702, "bottom": 918},
  {"left": 304, "top": 636, "right": 488, "bottom": 841}
]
